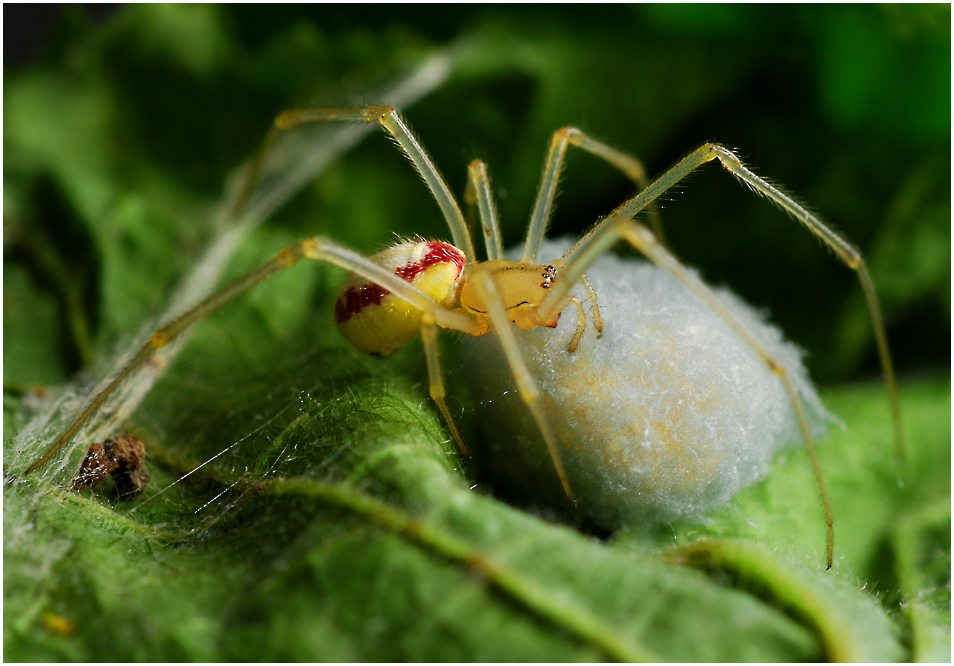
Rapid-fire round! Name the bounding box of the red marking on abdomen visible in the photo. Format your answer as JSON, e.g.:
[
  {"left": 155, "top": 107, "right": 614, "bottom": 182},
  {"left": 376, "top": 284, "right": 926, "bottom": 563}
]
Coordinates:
[{"left": 334, "top": 242, "right": 465, "bottom": 323}]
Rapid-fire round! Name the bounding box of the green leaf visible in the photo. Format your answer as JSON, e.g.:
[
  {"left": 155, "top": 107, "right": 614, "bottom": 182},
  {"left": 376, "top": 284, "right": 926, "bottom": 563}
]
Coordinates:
[
  {"left": 5, "top": 5, "right": 949, "bottom": 661},
  {"left": 6, "top": 370, "right": 946, "bottom": 660}
]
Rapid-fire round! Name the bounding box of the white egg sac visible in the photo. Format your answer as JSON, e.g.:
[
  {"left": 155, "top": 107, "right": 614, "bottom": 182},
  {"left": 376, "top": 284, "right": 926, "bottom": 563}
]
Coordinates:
[{"left": 462, "top": 238, "right": 830, "bottom": 529}]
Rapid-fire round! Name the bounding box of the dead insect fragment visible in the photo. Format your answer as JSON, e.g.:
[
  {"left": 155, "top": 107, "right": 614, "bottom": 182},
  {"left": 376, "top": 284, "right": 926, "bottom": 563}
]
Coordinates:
[{"left": 71, "top": 435, "right": 150, "bottom": 499}]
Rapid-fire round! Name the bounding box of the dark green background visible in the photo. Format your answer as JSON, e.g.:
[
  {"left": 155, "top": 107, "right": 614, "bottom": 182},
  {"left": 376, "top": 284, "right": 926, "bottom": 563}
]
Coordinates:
[{"left": 4, "top": 5, "right": 950, "bottom": 661}]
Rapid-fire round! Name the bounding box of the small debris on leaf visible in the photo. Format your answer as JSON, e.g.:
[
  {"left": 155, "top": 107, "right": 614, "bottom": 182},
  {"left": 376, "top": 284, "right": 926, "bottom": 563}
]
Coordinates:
[{"left": 71, "top": 435, "right": 150, "bottom": 499}]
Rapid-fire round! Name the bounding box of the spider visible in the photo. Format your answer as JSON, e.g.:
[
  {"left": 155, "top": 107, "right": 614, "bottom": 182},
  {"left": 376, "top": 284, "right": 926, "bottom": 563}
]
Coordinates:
[{"left": 23, "top": 104, "right": 903, "bottom": 568}]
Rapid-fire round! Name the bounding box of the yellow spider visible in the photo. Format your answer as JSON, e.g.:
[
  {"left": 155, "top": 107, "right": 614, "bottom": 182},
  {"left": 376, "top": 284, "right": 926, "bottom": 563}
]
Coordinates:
[{"left": 25, "top": 105, "right": 903, "bottom": 568}]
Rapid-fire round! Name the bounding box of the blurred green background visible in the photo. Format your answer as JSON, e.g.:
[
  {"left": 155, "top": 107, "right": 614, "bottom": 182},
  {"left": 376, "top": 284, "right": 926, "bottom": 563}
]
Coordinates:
[{"left": 4, "top": 5, "right": 950, "bottom": 661}]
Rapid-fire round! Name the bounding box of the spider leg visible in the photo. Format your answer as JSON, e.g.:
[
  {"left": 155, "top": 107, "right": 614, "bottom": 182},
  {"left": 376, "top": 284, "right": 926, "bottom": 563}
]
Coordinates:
[
  {"left": 468, "top": 269, "right": 574, "bottom": 501},
  {"left": 523, "top": 127, "right": 664, "bottom": 263},
  {"left": 276, "top": 106, "right": 477, "bottom": 263},
  {"left": 579, "top": 274, "right": 603, "bottom": 338},
  {"left": 24, "top": 237, "right": 482, "bottom": 477},
  {"left": 548, "top": 142, "right": 903, "bottom": 458},
  {"left": 544, "top": 216, "right": 835, "bottom": 568},
  {"left": 421, "top": 312, "right": 469, "bottom": 457},
  {"left": 229, "top": 124, "right": 283, "bottom": 221},
  {"left": 464, "top": 159, "right": 504, "bottom": 261},
  {"left": 565, "top": 297, "right": 588, "bottom": 353}
]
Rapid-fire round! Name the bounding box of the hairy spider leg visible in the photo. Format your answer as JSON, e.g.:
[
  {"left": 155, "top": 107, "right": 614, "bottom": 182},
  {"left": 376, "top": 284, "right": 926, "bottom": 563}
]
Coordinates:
[
  {"left": 553, "top": 142, "right": 903, "bottom": 459},
  {"left": 24, "top": 238, "right": 483, "bottom": 476},
  {"left": 420, "top": 310, "right": 469, "bottom": 455},
  {"left": 468, "top": 268, "right": 574, "bottom": 500},
  {"left": 276, "top": 105, "right": 477, "bottom": 264},
  {"left": 464, "top": 159, "right": 504, "bottom": 261}
]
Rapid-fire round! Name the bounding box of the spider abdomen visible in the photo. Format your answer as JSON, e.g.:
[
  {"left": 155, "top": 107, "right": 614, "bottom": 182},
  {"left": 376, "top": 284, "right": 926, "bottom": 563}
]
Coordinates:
[{"left": 334, "top": 240, "right": 466, "bottom": 357}]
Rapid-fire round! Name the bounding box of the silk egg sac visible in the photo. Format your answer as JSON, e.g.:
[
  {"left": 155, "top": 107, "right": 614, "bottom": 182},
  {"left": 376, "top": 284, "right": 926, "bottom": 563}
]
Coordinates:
[{"left": 462, "top": 238, "right": 831, "bottom": 529}]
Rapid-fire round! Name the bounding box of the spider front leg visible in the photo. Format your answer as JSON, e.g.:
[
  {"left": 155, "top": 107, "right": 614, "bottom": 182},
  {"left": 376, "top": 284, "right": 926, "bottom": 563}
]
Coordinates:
[
  {"left": 553, "top": 142, "right": 904, "bottom": 458},
  {"left": 275, "top": 105, "right": 477, "bottom": 264},
  {"left": 23, "top": 237, "right": 480, "bottom": 478},
  {"left": 464, "top": 159, "right": 504, "bottom": 261},
  {"left": 468, "top": 269, "right": 575, "bottom": 501}
]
